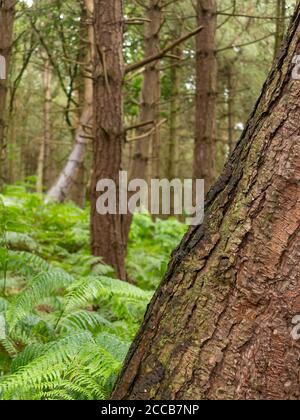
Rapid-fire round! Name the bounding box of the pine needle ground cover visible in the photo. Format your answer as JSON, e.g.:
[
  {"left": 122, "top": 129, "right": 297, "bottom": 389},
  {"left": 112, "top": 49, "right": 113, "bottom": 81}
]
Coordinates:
[{"left": 0, "top": 183, "right": 186, "bottom": 400}]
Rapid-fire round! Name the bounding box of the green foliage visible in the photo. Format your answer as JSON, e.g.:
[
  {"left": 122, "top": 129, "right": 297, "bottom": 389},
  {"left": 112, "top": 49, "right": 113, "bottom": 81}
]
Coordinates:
[
  {"left": 0, "top": 248, "right": 144, "bottom": 400},
  {"left": 0, "top": 188, "right": 185, "bottom": 399},
  {"left": 127, "top": 213, "right": 187, "bottom": 290}
]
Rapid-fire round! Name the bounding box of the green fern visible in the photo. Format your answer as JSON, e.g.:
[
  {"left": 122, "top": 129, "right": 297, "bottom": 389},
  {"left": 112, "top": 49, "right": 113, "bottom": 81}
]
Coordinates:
[
  {"left": 64, "top": 276, "right": 152, "bottom": 313},
  {"left": 59, "top": 310, "right": 112, "bottom": 333},
  {"left": 0, "top": 187, "right": 185, "bottom": 400},
  {"left": 7, "top": 269, "right": 74, "bottom": 330},
  {"left": 0, "top": 332, "right": 93, "bottom": 396},
  {"left": 5, "top": 232, "right": 38, "bottom": 253}
]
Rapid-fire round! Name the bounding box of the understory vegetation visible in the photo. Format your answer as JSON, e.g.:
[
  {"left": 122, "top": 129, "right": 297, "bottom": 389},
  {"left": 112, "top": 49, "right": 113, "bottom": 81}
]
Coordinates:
[{"left": 0, "top": 181, "right": 186, "bottom": 400}]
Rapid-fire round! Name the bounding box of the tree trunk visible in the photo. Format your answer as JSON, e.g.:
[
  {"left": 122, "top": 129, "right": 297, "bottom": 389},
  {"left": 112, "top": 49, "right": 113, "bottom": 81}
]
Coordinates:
[
  {"left": 37, "top": 58, "right": 52, "bottom": 194},
  {"left": 274, "top": 0, "right": 287, "bottom": 58},
  {"left": 112, "top": 6, "right": 300, "bottom": 400},
  {"left": 167, "top": 44, "right": 182, "bottom": 181},
  {"left": 47, "top": 0, "right": 93, "bottom": 203},
  {"left": 194, "top": 0, "right": 217, "bottom": 193},
  {"left": 130, "top": 0, "right": 162, "bottom": 182},
  {"left": 226, "top": 63, "right": 235, "bottom": 154},
  {"left": 90, "top": 0, "right": 126, "bottom": 280},
  {"left": 0, "top": 0, "right": 15, "bottom": 188},
  {"left": 123, "top": 0, "right": 163, "bottom": 241}
]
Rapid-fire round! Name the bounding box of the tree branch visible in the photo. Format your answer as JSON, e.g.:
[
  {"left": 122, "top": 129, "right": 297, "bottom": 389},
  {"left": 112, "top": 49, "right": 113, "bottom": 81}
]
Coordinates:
[
  {"left": 217, "top": 33, "right": 275, "bottom": 53},
  {"left": 125, "top": 18, "right": 151, "bottom": 25},
  {"left": 125, "top": 120, "right": 154, "bottom": 132},
  {"left": 126, "top": 119, "right": 167, "bottom": 143},
  {"left": 217, "top": 12, "right": 292, "bottom": 20},
  {"left": 125, "top": 26, "right": 203, "bottom": 75}
]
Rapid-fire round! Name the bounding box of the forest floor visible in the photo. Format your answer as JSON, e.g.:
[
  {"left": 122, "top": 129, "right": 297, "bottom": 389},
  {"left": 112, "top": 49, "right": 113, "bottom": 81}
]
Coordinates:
[{"left": 0, "top": 181, "right": 186, "bottom": 399}]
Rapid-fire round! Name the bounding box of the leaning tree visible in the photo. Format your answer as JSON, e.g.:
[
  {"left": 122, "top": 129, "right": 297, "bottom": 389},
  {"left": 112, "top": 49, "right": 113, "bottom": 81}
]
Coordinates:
[
  {"left": 0, "top": 0, "right": 15, "bottom": 187},
  {"left": 112, "top": 3, "right": 300, "bottom": 400}
]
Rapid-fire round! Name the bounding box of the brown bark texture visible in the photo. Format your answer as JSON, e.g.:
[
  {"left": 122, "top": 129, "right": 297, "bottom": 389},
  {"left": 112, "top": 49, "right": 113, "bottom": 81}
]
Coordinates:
[
  {"left": 0, "top": 0, "right": 15, "bottom": 187},
  {"left": 194, "top": 0, "right": 217, "bottom": 193},
  {"left": 90, "top": 0, "right": 126, "bottom": 280},
  {"left": 112, "top": 5, "right": 300, "bottom": 400}
]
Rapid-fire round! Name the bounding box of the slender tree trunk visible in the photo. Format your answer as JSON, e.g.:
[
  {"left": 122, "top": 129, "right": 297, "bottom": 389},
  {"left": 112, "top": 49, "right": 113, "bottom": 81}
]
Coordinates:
[
  {"left": 68, "top": 74, "right": 87, "bottom": 208},
  {"left": 274, "top": 0, "right": 287, "bottom": 57},
  {"left": 130, "top": 0, "right": 162, "bottom": 182},
  {"left": 167, "top": 46, "right": 181, "bottom": 181},
  {"left": 37, "top": 58, "right": 52, "bottom": 194},
  {"left": 0, "top": 0, "right": 15, "bottom": 188},
  {"left": 167, "top": 41, "right": 182, "bottom": 218},
  {"left": 123, "top": 0, "right": 163, "bottom": 242},
  {"left": 194, "top": 0, "right": 217, "bottom": 193},
  {"left": 68, "top": 159, "right": 87, "bottom": 208},
  {"left": 7, "top": 108, "right": 16, "bottom": 183},
  {"left": 144, "top": 0, "right": 162, "bottom": 181},
  {"left": 112, "top": 6, "right": 300, "bottom": 400},
  {"left": 226, "top": 63, "right": 234, "bottom": 154},
  {"left": 47, "top": 0, "right": 94, "bottom": 203},
  {"left": 90, "top": 0, "right": 126, "bottom": 280}
]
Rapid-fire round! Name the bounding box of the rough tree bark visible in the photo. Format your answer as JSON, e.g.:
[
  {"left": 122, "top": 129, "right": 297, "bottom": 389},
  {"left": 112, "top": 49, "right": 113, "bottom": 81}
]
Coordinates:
[
  {"left": 0, "top": 0, "right": 15, "bottom": 188},
  {"left": 112, "top": 5, "right": 300, "bottom": 400},
  {"left": 90, "top": 0, "right": 126, "bottom": 280},
  {"left": 194, "top": 0, "right": 217, "bottom": 193},
  {"left": 47, "top": 0, "right": 93, "bottom": 203}
]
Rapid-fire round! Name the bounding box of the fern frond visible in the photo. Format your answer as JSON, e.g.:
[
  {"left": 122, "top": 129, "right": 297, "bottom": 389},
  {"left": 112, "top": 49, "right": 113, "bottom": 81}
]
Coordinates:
[
  {"left": 0, "top": 337, "right": 18, "bottom": 359},
  {"left": 66, "top": 363, "right": 107, "bottom": 399},
  {"left": 64, "top": 276, "right": 152, "bottom": 313},
  {"left": 0, "top": 297, "right": 9, "bottom": 312},
  {"left": 38, "top": 390, "right": 75, "bottom": 401},
  {"left": 0, "top": 332, "right": 93, "bottom": 398},
  {"left": 63, "top": 276, "right": 108, "bottom": 312},
  {"left": 6, "top": 232, "right": 38, "bottom": 253},
  {"left": 32, "top": 379, "right": 91, "bottom": 400},
  {"left": 98, "top": 277, "right": 153, "bottom": 301},
  {"left": 7, "top": 251, "right": 53, "bottom": 275},
  {"left": 0, "top": 314, "right": 17, "bottom": 358},
  {"left": 11, "top": 343, "right": 47, "bottom": 373},
  {"left": 95, "top": 332, "right": 130, "bottom": 363},
  {"left": 59, "top": 310, "right": 112, "bottom": 333}
]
